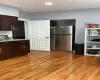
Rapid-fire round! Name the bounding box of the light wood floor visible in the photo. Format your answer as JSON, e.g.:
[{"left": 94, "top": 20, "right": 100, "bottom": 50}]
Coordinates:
[{"left": 0, "top": 51, "right": 99, "bottom": 80}]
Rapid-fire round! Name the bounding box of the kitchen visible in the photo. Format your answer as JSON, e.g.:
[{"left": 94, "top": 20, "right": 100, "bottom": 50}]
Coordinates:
[
  {"left": 0, "top": 4, "right": 75, "bottom": 61},
  {"left": 0, "top": 15, "right": 75, "bottom": 61},
  {"left": 0, "top": 5, "right": 30, "bottom": 60},
  {"left": 0, "top": 0, "right": 100, "bottom": 79}
]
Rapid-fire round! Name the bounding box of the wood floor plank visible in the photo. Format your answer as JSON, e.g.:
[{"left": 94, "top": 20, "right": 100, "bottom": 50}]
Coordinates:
[{"left": 0, "top": 51, "right": 99, "bottom": 80}]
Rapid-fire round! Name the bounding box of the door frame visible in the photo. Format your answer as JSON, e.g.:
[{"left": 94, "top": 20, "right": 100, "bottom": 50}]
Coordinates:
[{"left": 18, "top": 18, "right": 30, "bottom": 39}]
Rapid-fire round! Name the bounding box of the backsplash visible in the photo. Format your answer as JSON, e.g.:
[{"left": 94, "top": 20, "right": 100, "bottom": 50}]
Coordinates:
[{"left": 0, "top": 31, "right": 12, "bottom": 37}]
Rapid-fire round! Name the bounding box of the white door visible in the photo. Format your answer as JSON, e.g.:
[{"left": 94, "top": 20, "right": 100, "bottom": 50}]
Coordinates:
[
  {"left": 29, "top": 20, "right": 50, "bottom": 51},
  {"left": 28, "top": 21, "right": 39, "bottom": 50},
  {"left": 38, "top": 20, "right": 50, "bottom": 51}
]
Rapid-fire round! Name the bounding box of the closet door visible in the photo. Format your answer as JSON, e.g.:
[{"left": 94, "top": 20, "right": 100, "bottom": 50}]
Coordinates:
[
  {"left": 29, "top": 21, "right": 39, "bottom": 50},
  {"left": 38, "top": 20, "right": 50, "bottom": 51},
  {"left": 29, "top": 20, "right": 50, "bottom": 51}
]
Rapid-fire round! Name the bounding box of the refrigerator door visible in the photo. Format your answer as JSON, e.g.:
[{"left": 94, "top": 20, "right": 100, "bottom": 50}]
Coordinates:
[
  {"left": 50, "top": 34, "right": 59, "bottom": 51},
  {"left": 58, "top": 34, "right": 72, "bottom": 51},
  {"left": 58, "top": 26, "right": 72, "bottom": 34},
  {"left": 55, "top": 35, "right": 59, "bottom": 50},
  {"left": 50, "top": 34, "right": 55, "bottom": 50}
]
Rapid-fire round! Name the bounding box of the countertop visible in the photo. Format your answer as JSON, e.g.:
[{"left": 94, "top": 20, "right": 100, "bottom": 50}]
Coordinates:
[{"left": 0, "top": 39, "right": 29, "bottom": 42}]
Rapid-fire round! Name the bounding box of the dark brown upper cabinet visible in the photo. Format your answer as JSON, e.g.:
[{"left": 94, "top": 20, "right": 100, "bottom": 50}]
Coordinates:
[
  {"left": 0, "top": 15, "right": 18, "bottom": 31},
  {"left": 10, "top": 16, "right": 18, "bottom": 31}
]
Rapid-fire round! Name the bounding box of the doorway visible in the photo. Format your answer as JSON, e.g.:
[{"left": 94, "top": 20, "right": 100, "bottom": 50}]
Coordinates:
[{"left": 50, "top": 19, "right": 76, "bottom": 52}]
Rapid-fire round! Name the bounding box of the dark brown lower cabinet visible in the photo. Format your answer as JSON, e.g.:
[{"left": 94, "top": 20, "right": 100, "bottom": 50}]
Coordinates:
[
  {"left": 12, "top": 41, "right": 23, "bottom": 57},
  {"left": 0, "top": 40, "right": 30, "bottom": 60},
  {"left": 19, "top": 40, "right": 30, "bottom": 55},
  {"left": 12, "top": 40, "right": 30, "bottom": 57},
  {"left": 0, "top": 42, "right": 13, "bottom": 60}
]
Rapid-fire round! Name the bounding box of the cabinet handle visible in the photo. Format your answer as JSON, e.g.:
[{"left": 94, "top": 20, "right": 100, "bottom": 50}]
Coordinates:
[
  {"left": 13, "top": 26, "right": 15, "bottom": 30},
  {"left": 24, "top": 45, "right": 26, "bottom": 48},
  {"left": 0, "top": 48, "right": 2, "bottom": 53},
  {"left": 22, "top": 45, "right": 23, "bottom": 49},
  {"left": 11, "top": 25, "right": 12, "bottom": 29},
  {"left": 0, "top": 48, "right": 1, "bottom": 53},
  {"left": 22, "top": 45, "right": 26, "bottom": 49}
]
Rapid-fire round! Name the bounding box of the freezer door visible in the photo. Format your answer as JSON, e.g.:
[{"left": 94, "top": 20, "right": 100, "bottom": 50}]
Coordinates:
[
  {"left": 58, "top": 35, "right": 72, "bottom": 51},
  {"left": 58, "top": 26, "right": 72, "bottom": 34}
]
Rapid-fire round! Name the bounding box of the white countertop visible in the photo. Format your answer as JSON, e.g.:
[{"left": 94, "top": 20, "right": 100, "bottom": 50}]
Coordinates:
[{"left": 0, "top": 39, "right": 29, "bottom": 42}]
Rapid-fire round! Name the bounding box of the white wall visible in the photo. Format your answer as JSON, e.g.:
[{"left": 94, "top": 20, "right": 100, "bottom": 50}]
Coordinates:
[
  {"left": 0, "top": 31, "right": 12, "bottom": 37},
  {"left": 0, "top": 4, "right": 18, "bottom": 38},
  {"left": 0, "top": 4, "right": 19, "bottom": 17},
  {"left": 1, "top": 4, "right": 100, "bottom": 43},
  {"left": 19, "top": 11, "right": 31, "bottom": 20},
  {"left": 0, "top": 4, "right": 31, "bottom": 39},
  {"left": 29, "top": 8, "right": 100, "bottom": 43}
]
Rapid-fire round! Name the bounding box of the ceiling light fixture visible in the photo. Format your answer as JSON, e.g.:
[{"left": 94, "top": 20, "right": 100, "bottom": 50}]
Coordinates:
[{"left": 45, "top": 2, "right": 53, "bottom": 6}]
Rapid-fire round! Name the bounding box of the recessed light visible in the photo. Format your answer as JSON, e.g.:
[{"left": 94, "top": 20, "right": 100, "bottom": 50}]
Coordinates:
[{"left": 45, "top": 2, "right": 53, "bottom": 5}]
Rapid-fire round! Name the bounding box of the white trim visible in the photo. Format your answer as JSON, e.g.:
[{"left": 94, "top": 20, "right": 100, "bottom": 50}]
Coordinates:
[
  {"left": 86, "top": 28, "right": 100, "bottom": 30},
  {"left": 87, "top": 35, "right": 100, "bottom": 36},
  {"left": 87, "top": 48, "right": 100, "bottom": 50},
  {"left": 84, "top": 28, "right": 87, "bottom": 55},
  {"left": 18, "top": 18, "right": 30, "bottom": 21},
  {"left": 86, "top": 41, "right": 100, "bottom": 43}
]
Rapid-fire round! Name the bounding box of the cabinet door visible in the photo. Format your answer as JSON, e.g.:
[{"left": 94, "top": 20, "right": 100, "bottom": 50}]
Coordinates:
[
  {"left": 0, "top": 42, "right": 12, "bottom": 60},
  {"left": 12, "top": 41, "right": 23, "bottom": 57},
  {"left": 11, "top": 16, "right": 18, "bottom": 31},
  {"left": 17, "top": 40, "right": 30, "bottom": 55},
  {"left": 23, "top": 40, "right": 30, "bottom": 54},
  {"left": 0, "top": 15, "right": 12, "bottom": 30},
  {"left": 13, "top": 41, "right": 29, "bottom": 57}
]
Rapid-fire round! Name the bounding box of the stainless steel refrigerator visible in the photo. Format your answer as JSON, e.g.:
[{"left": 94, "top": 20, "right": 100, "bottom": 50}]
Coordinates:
[{"left": 50, "top": 26, "right": 73, "bottom": 51}]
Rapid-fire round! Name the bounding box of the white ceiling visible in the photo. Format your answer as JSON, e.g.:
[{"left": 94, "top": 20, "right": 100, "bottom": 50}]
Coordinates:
[{"left": 0, "top": 0, "right": 100, "bottom": 13}]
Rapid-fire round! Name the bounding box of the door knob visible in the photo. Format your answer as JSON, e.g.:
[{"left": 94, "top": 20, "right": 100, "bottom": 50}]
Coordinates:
[{"left": 46, "top": 37, "right": 49, "bottom": 38}]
